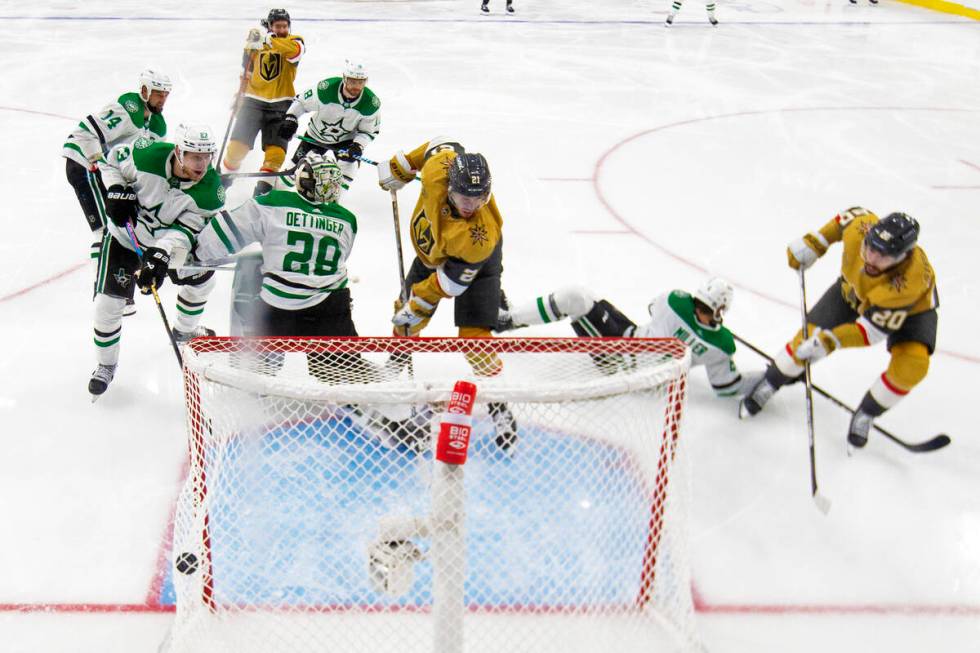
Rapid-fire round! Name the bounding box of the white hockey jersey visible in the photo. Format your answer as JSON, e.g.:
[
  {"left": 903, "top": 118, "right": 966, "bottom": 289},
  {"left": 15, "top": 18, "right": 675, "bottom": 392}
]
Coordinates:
[
  {"left": 63, "top": 92, "right": 167, "bottom": 168},
  {"left": 637, "top": 291, "right": 742, "bottom": 396},
  {"left": 287, "top": 77, "right": 380, "bottom": 148},
  {"left": 98, "top": 139, "right": 225, "bottom": 256},
  {"left": 195, "top": 189, "right": 358, "bottom": 311}
]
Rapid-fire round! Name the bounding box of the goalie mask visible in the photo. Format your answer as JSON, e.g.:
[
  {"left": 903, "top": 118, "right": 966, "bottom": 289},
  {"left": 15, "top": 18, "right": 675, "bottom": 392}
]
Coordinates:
[
  {"left": 693, "top": 277, "right": 733, "bottom": 325},
  {"left": 295, "top": 151, "right": 343, "bottom": 204}
]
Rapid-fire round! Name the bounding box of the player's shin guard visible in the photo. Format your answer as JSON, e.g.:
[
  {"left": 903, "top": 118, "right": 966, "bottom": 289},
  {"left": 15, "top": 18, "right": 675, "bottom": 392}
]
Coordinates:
[
  {"left": 261, "top": 145, "right": 287, "bottom": 172},
  {"left": 459, "top": 326, "right": 503, "bottom": 377},
  {"left": 223, "top": 140, "right": 250, "bottom": 172},
  {"left": 93, "top": 293, "right": 126, "bottom": 366},
  {"left": 174, "top": 274, "right": 217, "bottom": 335},
  {"left": 850, "top": 342, "right": 929, "bottom": 448}
]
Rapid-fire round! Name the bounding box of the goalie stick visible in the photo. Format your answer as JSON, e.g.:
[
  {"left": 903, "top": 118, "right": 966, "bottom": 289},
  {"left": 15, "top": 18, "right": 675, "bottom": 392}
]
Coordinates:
[{"left": 733, "top": 333, "right": 951, "bottom": 453}]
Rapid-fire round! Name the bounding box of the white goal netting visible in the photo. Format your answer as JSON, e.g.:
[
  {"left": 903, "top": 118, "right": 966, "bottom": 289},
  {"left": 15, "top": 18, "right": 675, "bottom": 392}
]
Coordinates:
[{"left": 163, "top": 336, "right": 699, "bottom": 653}]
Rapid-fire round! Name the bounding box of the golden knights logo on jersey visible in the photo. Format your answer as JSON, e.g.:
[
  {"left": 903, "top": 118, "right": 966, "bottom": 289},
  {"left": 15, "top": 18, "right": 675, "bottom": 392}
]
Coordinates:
[
  {"left": 259, "top": 52, "right": 283, "bottom": 82},
  {"left": 412, "top": 211, "right": 434, "bottom": 256}
]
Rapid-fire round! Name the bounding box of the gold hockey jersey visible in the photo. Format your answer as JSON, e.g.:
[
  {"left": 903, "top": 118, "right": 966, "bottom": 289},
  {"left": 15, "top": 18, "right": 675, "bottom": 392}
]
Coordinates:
[
  {"left": 245, "top": 34, "right": 305, "bottom": 103},
  {"left": 812, "top": 207, "right": 938, "bottom": 347},
  {"left": 398, "top": 139, "right": 503, "bottom": 304}
]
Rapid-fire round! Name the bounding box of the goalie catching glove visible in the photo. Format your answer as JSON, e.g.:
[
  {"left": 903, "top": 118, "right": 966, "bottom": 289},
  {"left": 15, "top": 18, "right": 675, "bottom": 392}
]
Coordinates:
[
  {"left": 368, "top": 539, "right": 423, "bottom": 596},
  {"left": 105, "top": 185, "right": 138, "bottom": 227},
  {"left": 392, "top": 294, "right": 437, "bottom": 336},
  {"left": 137, "top": 247, "right": 170, "bottom": 292}
]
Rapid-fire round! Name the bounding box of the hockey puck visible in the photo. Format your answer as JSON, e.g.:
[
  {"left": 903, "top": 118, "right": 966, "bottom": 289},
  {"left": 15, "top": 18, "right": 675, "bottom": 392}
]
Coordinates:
[{"left": 175, "top": 552, "right": 198, "bottom": 575}]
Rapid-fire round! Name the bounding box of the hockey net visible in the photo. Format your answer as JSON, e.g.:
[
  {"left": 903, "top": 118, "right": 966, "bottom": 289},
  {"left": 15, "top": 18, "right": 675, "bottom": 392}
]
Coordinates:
[{"left": 164, "top": 336, "right": 699, "bottom": 653}]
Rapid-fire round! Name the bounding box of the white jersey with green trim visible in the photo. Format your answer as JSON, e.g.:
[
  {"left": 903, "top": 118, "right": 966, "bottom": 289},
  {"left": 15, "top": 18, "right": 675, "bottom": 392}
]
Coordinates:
[
  {"left": 637, "top": 291, "right": 743, "bottom": 396},
  {"left": 98, "top": 139, "right": 224, "bottom": 257},
  {"left": 195, "top": 189, "right": 358, "bottom": 311},
  {"left": 286, "top": 77, "right": 380, "bottom": 148},
  {"left": 63, "top": 92, "right": 167, "bottom": 168}
]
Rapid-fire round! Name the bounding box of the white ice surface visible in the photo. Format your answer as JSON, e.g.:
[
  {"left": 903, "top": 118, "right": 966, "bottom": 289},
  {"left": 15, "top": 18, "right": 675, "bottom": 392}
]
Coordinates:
[{"left": 1, "top": 1, "right": 979, "bottom": 651}]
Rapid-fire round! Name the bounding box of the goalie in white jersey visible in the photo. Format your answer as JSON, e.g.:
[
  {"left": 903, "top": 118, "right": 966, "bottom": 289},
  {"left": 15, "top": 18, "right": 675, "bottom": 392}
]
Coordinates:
[
  {"left": 88, "top": 124, "right": 225, "bottom": 399},
  {"left": 194, "top": 152, "right": 366, "bottom": 381},
  {"left": 498, "top": 278, "right": 750, "bottom": 397}
]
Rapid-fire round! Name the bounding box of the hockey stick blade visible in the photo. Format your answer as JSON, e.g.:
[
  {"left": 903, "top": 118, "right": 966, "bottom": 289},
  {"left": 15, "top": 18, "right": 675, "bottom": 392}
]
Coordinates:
[
  {"left": 813, "top": 491, "right": 832, "bottom": 515},
  {"left": 893, "top": 433, "right": 950, "bottom": 453}
]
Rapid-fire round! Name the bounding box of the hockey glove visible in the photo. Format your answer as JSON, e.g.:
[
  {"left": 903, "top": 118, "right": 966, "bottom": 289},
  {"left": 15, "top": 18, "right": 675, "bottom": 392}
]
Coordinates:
[
  {"left": 105, "top": 185, "right": 138, "bottom": 228},
  {"left": 786, "top": 233, "right": 827, "bottom": 271},
  {"left": 392, "top": 294, "right": 437, "bottom": 336},
  {"left": 377, "top": 155, "right": 415, "bottom": 191},
  {"left": 278, "top": 114, "right": 299, "bottom": 140},
  {"left": 137, "top": 247, "right": 171, "bottom": 292},
  {"left": 794, "top": 329, "right": 838, "bottom": 362},
  {"left": 244, "top": 27, "right": 265, "bottom": 50},
  {"left": 337, "top": 142, "right": 363, "bottom": 162}
]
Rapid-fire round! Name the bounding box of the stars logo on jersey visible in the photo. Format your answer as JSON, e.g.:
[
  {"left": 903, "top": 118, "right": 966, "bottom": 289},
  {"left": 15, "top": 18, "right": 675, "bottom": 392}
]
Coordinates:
[
  {"left": 320, "top": 117, "right": 346, "bottom": 139},
  {"left": 134, "top": 137, "right": 151, "bottom": 149},
  {"left": 114, "top": 268, "right": 132, "bottom": 288},
  {"left": 469, "top": 223, "right": 489, "bottom": 247},
  {"left": 124, "top": 99, "right": 140, "bottom": 114},
  {"left": 115, "top": 146, "right": 131, "bottom": 162},
  {"left": 217, "top": 186, "right": 226, "bottom": 203}
]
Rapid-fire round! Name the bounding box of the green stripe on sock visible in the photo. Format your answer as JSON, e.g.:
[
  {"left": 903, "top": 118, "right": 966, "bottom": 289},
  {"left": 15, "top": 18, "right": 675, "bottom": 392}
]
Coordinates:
[
  {"left": 176, "top": 305, "right": 205, "bottom": 316},
  {"left": 94, "top": 336, "right": 120, "bottom": 348},
  {"left": 536, "top": 296, "right": 551, "bottom": 323}
]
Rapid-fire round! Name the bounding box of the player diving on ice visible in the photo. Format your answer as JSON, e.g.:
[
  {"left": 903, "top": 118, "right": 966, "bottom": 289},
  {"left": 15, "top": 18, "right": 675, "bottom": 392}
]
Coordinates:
[
  {"left": 498, "top": 278, "right": 755, "bottom": 398},
  {"left": 739, "top": 208, "right": 938, "bottom": 449},
  {"left": 88, "top": 125, "right": 225, "bottom": 400}
]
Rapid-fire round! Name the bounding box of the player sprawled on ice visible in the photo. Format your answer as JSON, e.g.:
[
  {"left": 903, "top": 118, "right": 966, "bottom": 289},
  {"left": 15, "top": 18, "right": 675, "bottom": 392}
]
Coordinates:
[
  {"left": 222, "top": 8, "right": 305, "bottom": 196},
  {"left": 497, "top": 278, "right": 754, "bottom": 397},
  {"left": 63, "top": 68, "right": 171, "bottom": 302},
  {"left": 88, "top": 125, "right": 225, "bottom": 399},
  {"left": 194, "top": 152, "right": 373, "bottom": 379},
  {"left": 279, "top": 59, "right": 380, "bottom": 196},
  {"left": 378, "top": 137, "right": 518, "bottom": 450},
  {"left": 740, "top": 208, "right": 938, "bottom": 449}
]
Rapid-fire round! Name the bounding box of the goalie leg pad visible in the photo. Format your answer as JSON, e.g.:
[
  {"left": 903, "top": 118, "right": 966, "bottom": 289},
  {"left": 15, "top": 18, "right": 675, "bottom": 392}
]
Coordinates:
[{"left": 368, "top": 539, "right": 423, "bottom": 596}]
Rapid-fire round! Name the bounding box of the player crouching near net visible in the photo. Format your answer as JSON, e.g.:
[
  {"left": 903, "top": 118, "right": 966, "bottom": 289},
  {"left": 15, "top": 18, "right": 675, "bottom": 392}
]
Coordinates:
[
  {"left": 193, "top": 152, "right": 375, "bottom": 382},
  {"left": 88, "top": 125, "right": 224, "bottom": 399},
  {"left": 497, "top": 278, "right": 756, "bottom": 398},
  {"left": 740, "top": 208, "right": 938, "bottom": 449},
  {"left": 377, "top": 137, "right": 518, "bottom": 451}
]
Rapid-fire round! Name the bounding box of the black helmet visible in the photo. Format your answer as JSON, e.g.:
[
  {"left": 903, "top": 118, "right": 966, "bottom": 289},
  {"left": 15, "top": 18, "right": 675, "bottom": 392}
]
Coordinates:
[
  {"left": 265, "top": 8, "right": 290, "bottom": 27},
  {"left": 865, "top": 212, "right": 919, "bottom": 258},
  {"left": 448, "top": 153, "right": 491, "bottom": 198}
]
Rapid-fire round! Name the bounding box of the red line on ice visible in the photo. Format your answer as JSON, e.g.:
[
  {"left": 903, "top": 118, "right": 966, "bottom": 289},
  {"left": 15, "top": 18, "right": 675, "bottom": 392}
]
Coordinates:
[{"left": 0, "top": 262, "right": 87, "bottom": 303}]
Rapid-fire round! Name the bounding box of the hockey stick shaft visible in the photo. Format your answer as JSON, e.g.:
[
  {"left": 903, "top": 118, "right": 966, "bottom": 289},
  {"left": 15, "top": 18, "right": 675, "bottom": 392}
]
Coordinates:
[
  {"left": 798, "top": 270, "right": 830, "bottom": 513},
  {"left": 217, "top": 50, "right": 253, "bottom": 175},
  {"left": 733, "top": 333, "right": 950, "bottom": 452},
  {"left": 220, "top": 164, "right": 298, "bottom": 180},
  {"left": 124, "top": 223, "right": 183, "bottom": 368}
]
